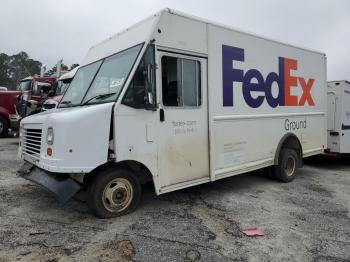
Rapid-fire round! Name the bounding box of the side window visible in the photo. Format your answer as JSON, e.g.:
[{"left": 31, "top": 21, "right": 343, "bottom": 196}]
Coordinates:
[
  {"left": 161, "top": 56, "right": 201, "bottom": 107},
  {"left": 123, "top": 45, "right": 156, "bottom": 108}
]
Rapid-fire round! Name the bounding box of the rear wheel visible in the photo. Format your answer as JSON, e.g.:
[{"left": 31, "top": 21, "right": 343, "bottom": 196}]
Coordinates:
[
  {"left": 0, "top": 116, "right": 9, "bottom": 138},
  {"left": 274, "top": 148, "right": 299, "bottom": 182},
  {"left": 87, "top": 168, "right": 141, "bottom": 218}
]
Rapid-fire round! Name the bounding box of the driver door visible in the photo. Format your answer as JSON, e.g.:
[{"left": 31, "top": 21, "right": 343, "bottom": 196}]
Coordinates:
[{"left": 156, "top": 51, "right": 210, "bottom": 190}]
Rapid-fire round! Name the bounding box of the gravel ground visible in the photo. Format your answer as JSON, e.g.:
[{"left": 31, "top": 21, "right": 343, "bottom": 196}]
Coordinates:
[{"left": 0, "top": 137, "right": 349, "bottom": 262}]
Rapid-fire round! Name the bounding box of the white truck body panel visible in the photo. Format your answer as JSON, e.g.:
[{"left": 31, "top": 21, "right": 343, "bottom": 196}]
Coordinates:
[
  {"left": 327, "top": 81, "right": 350, "bottom": 154},
  {"left": 20, "top": 103, "right": 113, "bottom": 172},
  {"left": 19, "top": 9, "right": 327, "bottom": 196},
  {"left": 207, "top": 24, "right": 326, "bottom": 180}
]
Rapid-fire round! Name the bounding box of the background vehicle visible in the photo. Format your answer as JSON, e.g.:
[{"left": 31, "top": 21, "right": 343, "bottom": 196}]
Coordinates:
[
  {"left": 0, "top": 89, "right": 21, "bottom": 137},
  {"left": 0, "top": 76, "right": 57, "bottom": 137},
  {"left": 326, "top": 80, "right": 350, "bottom": 155},
  {"left": 15, "top": 76, "right": 57, "bottom": 118},
  {"left": 0, "top": 86, "right": 8, "bottom": 91},
  {"left": 42, "top": 68, "right": 78, "bottom": 111},
  {"left": 19, "top": 9, "right": 327, "bottom": 218}
]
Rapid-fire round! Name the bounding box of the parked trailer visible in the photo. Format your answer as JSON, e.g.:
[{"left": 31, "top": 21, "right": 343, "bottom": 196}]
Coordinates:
[
  {"left": 18, "top": 9, "right": 327, "bottom": 218},
  {"left": 326, "top": 80, "right": 350, "bottom": 155}
]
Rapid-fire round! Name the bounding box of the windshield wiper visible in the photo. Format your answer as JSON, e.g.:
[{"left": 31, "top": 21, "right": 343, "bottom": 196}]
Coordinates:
[
  {"left": 82, "top": 92, "right": 116, "bottom": 105},
  {"left": 59, "top": 100, "right": 73, "bottom": 107}
]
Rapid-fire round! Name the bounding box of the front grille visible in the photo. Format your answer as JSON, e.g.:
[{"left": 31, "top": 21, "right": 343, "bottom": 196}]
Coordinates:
[{"left": 22, "top": 128, "right": 42, "bottom": 160}]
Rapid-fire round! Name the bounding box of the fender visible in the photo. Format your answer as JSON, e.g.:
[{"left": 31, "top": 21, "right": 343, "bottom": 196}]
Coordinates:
[
  {"left": 0, "top": 106, "right": 10, "bottom": 118},
  {"left": 274, "top": 133, "right": 303, "bottom": 167}
]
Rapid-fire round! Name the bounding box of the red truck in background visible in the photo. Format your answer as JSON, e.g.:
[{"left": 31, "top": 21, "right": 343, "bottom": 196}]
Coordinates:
[
  {"left": 0, "top": 76, "right": 56, "bottom": 137},
  {"left": 0, "top": 90, "right": 21, "bottom": 137}
]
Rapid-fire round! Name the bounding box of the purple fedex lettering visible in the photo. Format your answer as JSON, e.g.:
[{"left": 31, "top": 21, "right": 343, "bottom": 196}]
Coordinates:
[
  {"left": 222, "top": 44, "right": 314, "bottom": 108},
  {"left": 222, "top": 45, "right": 244, "bottom": 107}
]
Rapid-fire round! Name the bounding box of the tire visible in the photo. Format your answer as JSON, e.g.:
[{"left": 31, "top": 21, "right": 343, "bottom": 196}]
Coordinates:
[
  {"left": 87, "top": 168, "right": 141, "bottom": 218},
  {"left": 274, "top": 148, "right": 299, "bottom": 183},
  {"left": 0, "top": 116, "right": 9, "bottom": 138}
]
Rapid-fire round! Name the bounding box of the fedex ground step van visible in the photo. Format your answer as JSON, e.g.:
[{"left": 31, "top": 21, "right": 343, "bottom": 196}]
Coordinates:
[
  {"left": 18, "top": 9, "right": 327, "bottom": 218},
  {"left": 326, "top": 80, "right": 350, "bottom": 155}
]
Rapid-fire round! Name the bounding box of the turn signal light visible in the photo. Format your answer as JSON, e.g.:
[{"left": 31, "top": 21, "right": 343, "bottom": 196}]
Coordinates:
[{"left": 47, "top": 148, "right": 52, "bottom": 156}]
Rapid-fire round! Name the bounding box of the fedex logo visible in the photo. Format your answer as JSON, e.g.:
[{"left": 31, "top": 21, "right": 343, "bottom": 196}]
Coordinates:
[{"left": 222, "top": 44, "right": 315, "bottom": 108}]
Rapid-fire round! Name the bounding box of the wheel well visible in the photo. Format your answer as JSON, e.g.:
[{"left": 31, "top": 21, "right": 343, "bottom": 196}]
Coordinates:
[
  {"left": 0, "top": 114, "right": 10, "bottom": 126},
  {"left": 83, "top": 160, "right": 153, "bottom": 185},
  {"left": 274, "top": 134, "right": 303, "bottom": 167}
]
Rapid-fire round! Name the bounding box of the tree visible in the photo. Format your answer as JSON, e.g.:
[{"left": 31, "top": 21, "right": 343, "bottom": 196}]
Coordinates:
[
  {"left": 46, "top": 63, "right": 69, "bottom": 76},
  {"left": 0, "top": 53, "right": 11, "bottom": 87},
  {"left": 70, "top": 63, "right": 79, "bottom": 70},
  {"left": 0, "top": 51, "right": 42, "bottom": 90}
]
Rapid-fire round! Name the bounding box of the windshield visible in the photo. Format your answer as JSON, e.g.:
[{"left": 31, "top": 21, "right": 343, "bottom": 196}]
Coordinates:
[
  {"left": 33, "top": 82, "right": 52, "bottom": 96},
  {"left": 59, "top": 44, "right": 143, "bottom": 107},
  {"left": 17, "top": 80, "right": 32, "bottom": 91},
  {"left": 56, "top": 80, "right": 72, "bottom": 96}
]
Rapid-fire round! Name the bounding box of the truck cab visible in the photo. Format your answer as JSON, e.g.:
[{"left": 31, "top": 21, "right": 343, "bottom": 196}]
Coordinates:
[
  {"left": 16, "top": 76, "right": 57, "bottom": 117},
  {"left": 42, "top": 68, "right": 78, "bottom": 111}
]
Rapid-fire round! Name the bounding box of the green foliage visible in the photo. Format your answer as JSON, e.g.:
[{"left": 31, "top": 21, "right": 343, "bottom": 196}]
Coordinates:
[
  {"left": 46, "top": 64, "right": 69, "bottom": 76},
  {"left": 0, "top": 51, "right": 41, "bottom": 90},
  {"left": 0, "top": 52, "right": 79, "bottom": 90}
]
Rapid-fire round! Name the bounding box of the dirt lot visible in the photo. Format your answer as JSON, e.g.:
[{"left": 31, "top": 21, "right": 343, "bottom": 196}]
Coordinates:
[{"left": 0, "top": 137, "right": 349, "bottom": 262}]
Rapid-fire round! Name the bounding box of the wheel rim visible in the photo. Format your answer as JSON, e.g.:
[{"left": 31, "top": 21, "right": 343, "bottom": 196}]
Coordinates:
[
  {"left": 0, "top": 121, "right": 3, "bottom": 134},
  {"left": 285, "top": 156, "right": 296, "bottom": 176},
  {"left": 102, "top": 178, "right": 133, "bottom": 213}
]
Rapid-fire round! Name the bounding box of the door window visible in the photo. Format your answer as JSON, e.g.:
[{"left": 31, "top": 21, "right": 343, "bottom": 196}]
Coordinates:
[
  {"left": 123, "top": 45, "right": 156, "bottom": 108},
  {"left": 161, "top": 56, "right": 201, "bottom": 107}
]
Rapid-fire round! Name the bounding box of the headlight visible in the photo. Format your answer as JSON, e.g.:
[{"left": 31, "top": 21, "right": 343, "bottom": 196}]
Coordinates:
[{"left": 47, "top": 127, "right": 54, "bottom": 145}]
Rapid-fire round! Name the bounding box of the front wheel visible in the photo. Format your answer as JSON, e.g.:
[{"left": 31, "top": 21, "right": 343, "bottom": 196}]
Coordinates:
[
  {"left": 0, "top": 116, "right": 9, "bottom": 138},
  {"left": 274, "top": 148, "right": 299, "bottom": 183},
  {"left": 87, "top": 168, "right": 141, "bottom": 218}
]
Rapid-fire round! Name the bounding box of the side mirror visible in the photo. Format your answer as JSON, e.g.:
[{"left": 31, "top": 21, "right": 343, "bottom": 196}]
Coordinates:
[
  {"left": 48, "top": 90, "right": 55, "bottom": 98},
  {"left": 146, "top": 64, "right": 153, "bottom": 85},
  {"left": 147, "top": 91, "right": 154, "bottom": 105},
  {"left": 145, "top": 63, "right": 156, "bottom": 110}
]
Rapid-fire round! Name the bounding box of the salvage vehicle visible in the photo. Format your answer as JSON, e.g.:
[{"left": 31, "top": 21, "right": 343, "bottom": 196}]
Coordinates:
[
  {"left": 18, "top": 9, "right": 327, "bottom": 218},
  {"left": 42, "top": 68, "right": 78, "bottom": 111},
  {"left": 326, "top": 80, "right": 350, "bottom": 155},
  {"left": 15, "top": 76, "right": 57, "bottom": 117},
  {"left": 0, "top": 76, "right": 57, "bottom": 137},
  {"left": 0, "top": 89, "right": 21, "bottom": 137}
]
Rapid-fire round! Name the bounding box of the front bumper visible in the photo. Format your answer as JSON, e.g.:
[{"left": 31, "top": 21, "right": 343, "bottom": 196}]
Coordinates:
[
  {"left": 9, "top": 114, "right": 21, "bottom": 130},
  {"left": 17, "top": 162, "right": 81, "bottom": 203}
]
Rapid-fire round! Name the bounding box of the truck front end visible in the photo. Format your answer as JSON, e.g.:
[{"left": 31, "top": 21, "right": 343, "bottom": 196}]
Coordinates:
[
  {"left": 18, "top": 102, "right": 114, "bottom": 202},
  {"left": 17, "top": 39, "right": 152, "bottom": 207}
]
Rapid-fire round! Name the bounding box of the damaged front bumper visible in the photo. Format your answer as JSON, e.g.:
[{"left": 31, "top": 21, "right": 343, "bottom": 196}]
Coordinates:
[{"left": 17, "top": 162, "right": 81, "bottom": 203}]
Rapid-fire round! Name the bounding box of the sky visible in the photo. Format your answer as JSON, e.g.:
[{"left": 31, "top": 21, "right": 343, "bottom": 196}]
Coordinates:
[{"left": 0, "top": 0, "right": 349, "bottom": 80}]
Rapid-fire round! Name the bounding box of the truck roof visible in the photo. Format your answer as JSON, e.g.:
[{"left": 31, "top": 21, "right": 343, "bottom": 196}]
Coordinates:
[
  {"left": 168, "top": 8, "right": 325, "bottom": 56},
  {"left": 21, "top": 76, "right": 56, "bottom": 83},
  {"left": 58, "top": 67, "right": 79, "bottom": 81},
  {"left": 328, "top": 80, "right": 350, "bottom": 84},
  {"left": 83, "top": 8, "right": 325, "bottom": 66}
]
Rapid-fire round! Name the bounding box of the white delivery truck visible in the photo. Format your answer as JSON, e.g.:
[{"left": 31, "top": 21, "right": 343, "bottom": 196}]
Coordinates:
[
  {"left": 18, "top": 9, "right": 327, "bottom": 218},
  {"left": 326, "top": 80, "right": 350, "bottom": 155}
]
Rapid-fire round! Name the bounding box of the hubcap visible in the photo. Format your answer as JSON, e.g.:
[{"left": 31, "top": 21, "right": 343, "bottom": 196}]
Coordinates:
[
  {"left": 102, "top": 178, "right": 133, "bottom": 213},
  {"left": 285, "top": 156, "right": 296, "bottom": 176}
]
